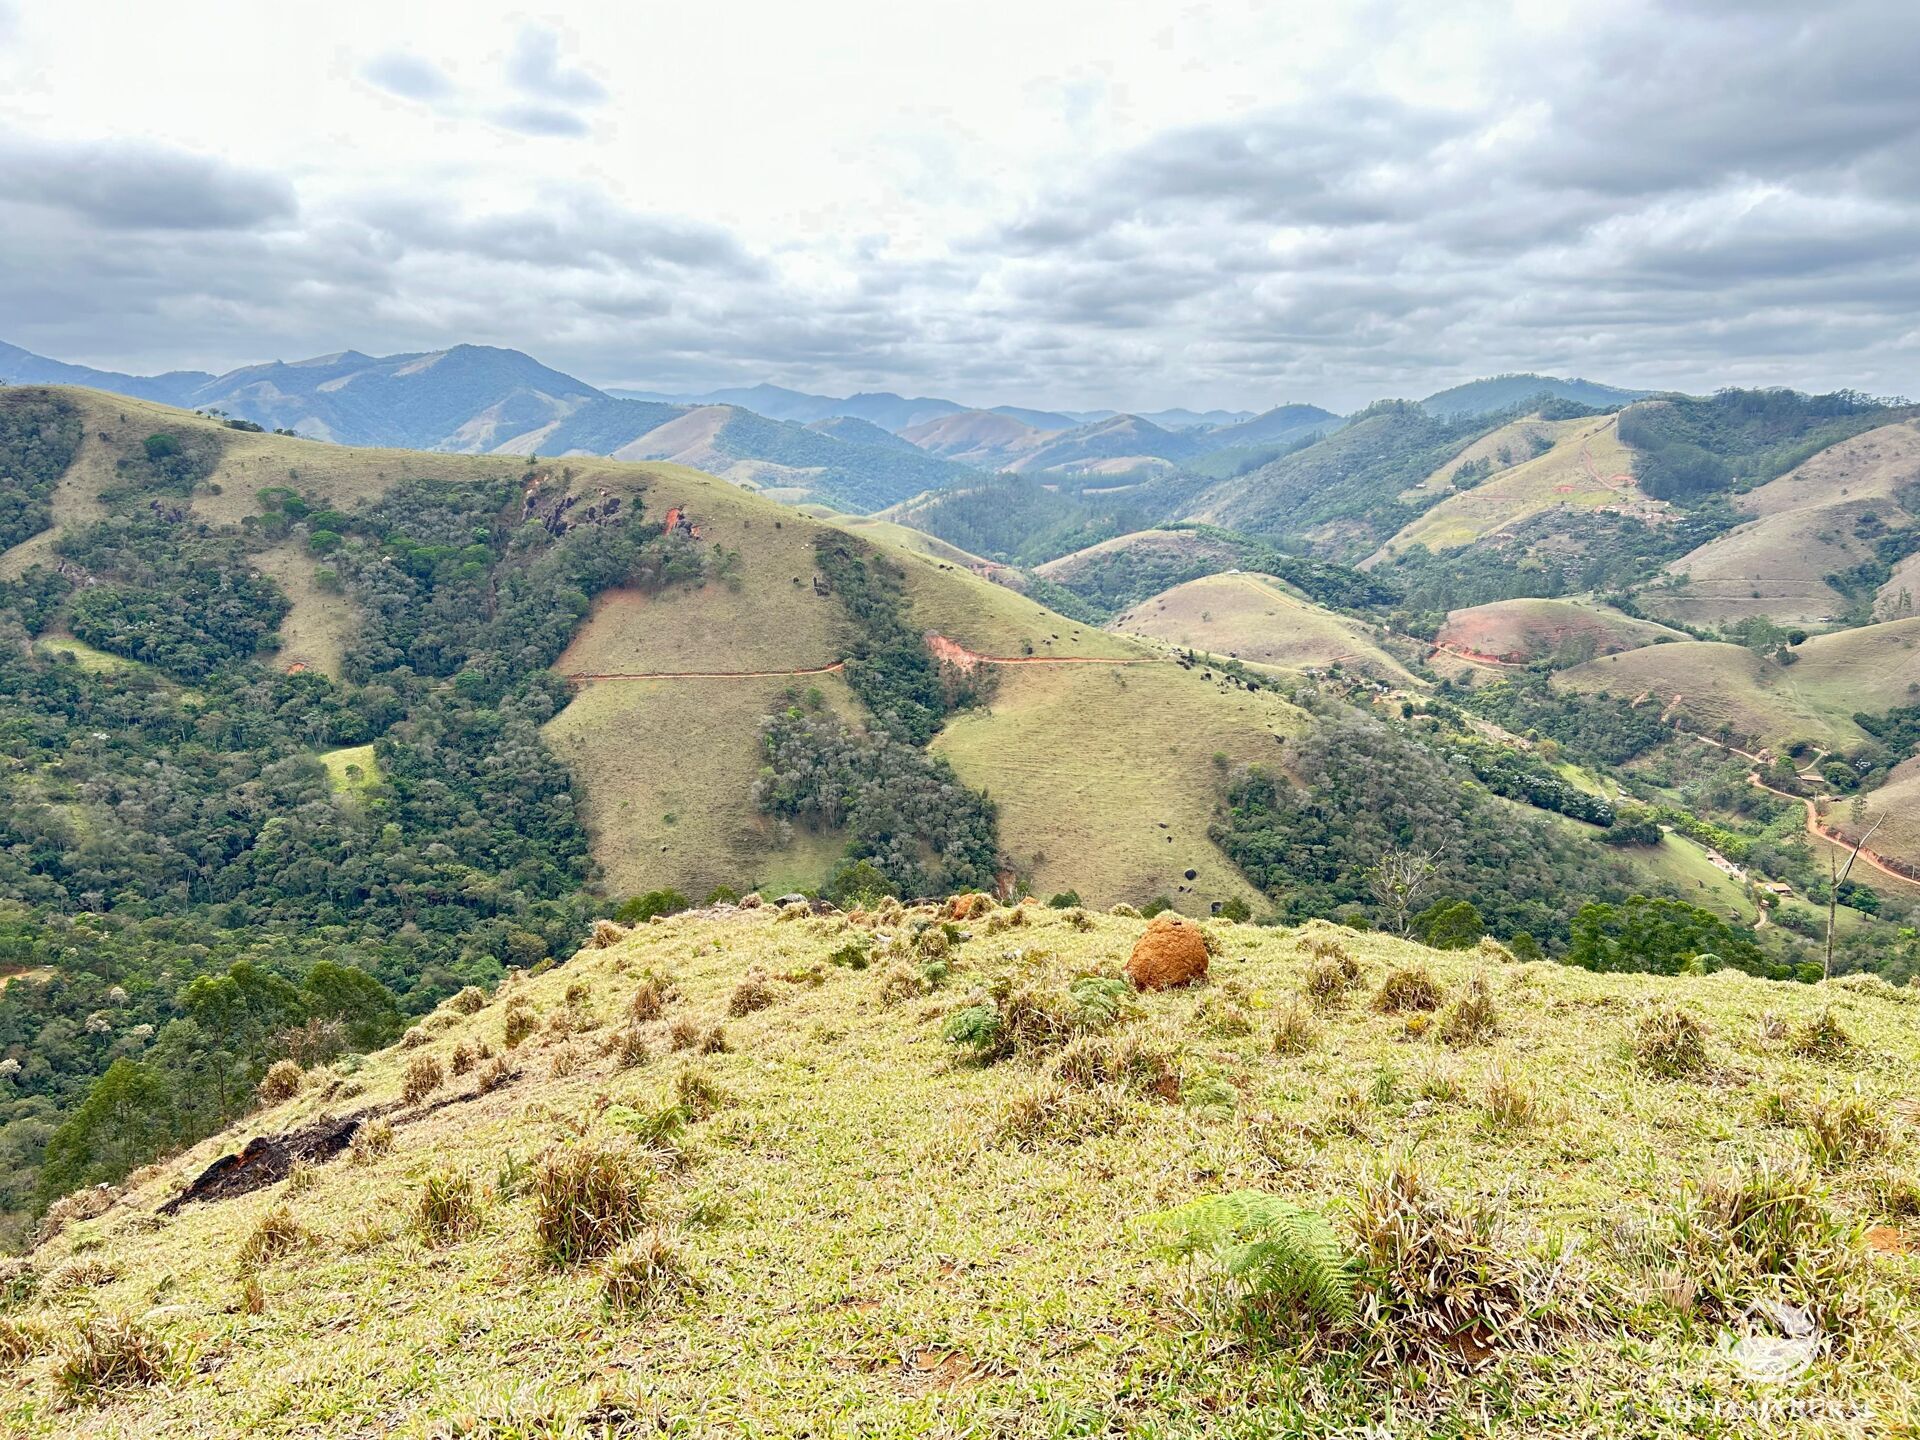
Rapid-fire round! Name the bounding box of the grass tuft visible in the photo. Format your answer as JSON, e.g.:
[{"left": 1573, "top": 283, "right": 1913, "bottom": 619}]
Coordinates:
[
  {"left": 258, "top": 1059, "right": 303, "bottom": 1104},
  {"left": 402, "top": 1052, "right": 444, "bottom": 1105},
  {"left": 235, "top": 1205, "right": 308, "bottom": 1272},
  {"left": 602, "top": 1228, "right": 699, "bottom": 1313},
  {"left": 1634, "top": 1006, "right": 1709, "bottom": 1077},
  {"left": 1373, "top": 965, "right": 1444, "bottom": 1014},
  {"left": 53, "top": 1313, "right": 168, "bottom": 1400},
  {"left": 1439, "top": 975, "right": 1499, "bottom": 1046},
  {"left": 415, "top": 1170, "right": 483, "bottom": 1244},
  {"left": 532, "top": 1140, "right": 656, "bottom": 1266},
  {"left": 1789, "top": 1009, "right": 1853, "bottom": 1060}
]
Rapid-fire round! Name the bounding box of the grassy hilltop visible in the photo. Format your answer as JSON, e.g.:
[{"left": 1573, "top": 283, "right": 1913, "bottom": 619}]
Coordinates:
[{"left": 3, "top": 900, "right": 1917, "bottom": 1436}]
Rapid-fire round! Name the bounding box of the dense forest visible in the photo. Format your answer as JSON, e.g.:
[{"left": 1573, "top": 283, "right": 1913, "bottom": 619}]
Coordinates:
[
  {"left": 1617, "top": 388, "right": 1899, "bottom": 500},
  {"left": 1210, "top": 714, "right": 1630, "bottom": 943}
]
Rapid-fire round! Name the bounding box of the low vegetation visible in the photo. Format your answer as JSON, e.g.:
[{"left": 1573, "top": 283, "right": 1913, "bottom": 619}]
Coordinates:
[{"left": 2, "top": 905, "right": 1914, "bottom": 1435}]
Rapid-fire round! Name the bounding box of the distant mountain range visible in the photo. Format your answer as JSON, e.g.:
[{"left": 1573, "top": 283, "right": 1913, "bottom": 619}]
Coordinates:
[{"left": 0, "top": 339, "right": 1649, "bottom": 513}]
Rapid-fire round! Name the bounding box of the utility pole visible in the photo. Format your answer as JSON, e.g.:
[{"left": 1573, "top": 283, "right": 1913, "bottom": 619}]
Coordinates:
[{"left": 1827, "top": 814, "right": 1883, "bottom": 981}]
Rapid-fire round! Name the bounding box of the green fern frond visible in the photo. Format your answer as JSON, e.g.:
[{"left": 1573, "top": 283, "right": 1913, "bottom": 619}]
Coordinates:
[
  {"left": 1148, "top": 1190, "right": 1358, "bottom": 1326},
  {"left": 1067, "top": 975, "right": 1133, "bottom": 1029}
]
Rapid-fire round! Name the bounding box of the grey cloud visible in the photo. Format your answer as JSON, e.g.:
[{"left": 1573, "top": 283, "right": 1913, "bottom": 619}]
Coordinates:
[
  {"left": 506, "top": 26, "right": 607, "bottom": 105},
  {"left": 0, "top": 134, "right": 296, "bottom": 231},
  {"left": 487, "top": 103, "right": 591, "bottom": 138},
  {"left": 357, "top": 190, "right": 764, "bottom": 276},
  {"left": 10, "top": 1, "right": 1920, "bottom": 411},
  {"left": 363, "top": 52, "right": 456, "bottom": 102}
]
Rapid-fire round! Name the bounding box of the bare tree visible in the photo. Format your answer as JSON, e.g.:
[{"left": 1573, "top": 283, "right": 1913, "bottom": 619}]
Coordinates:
[
  {"left": 1827, "top": 813, "right": 1884, "bottom": 981},
  {"left": 1366, "top": 846, "right": 1444, "bottom": 936}
]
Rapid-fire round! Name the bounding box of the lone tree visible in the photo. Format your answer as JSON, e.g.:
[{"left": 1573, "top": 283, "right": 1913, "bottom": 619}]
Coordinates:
[{"left": 1365, "top": 847, "right": 1443, "bottom": 936}]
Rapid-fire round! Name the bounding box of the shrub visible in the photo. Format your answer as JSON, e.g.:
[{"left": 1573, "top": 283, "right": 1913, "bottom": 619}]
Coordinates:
[
  {"left": 1439, "top": 976, "right": 1499, "bottom": 1046},
  {"left": 1634, "top": 1006, "right": 1709, "bottom": 1077},
  {"left": 667, "top": 1018, "right": 701, "bottom": 1051},
  {"left": 350, "top": 1118, "right": 395, "bottom": 1165},
  {"left": 1373, "top": 965, "right": 1444, "bottom": 1014},
  {"left": 503, "top": 1003, "right": 538, "bottom": 1050},
  {"left": 53, "top": 1313, "right": 168, "bottom": 1398},
  {"left": 617, "top": 888, "right": 690, "bottom": 924},
  {"left": 1216, "top": 896, "right": 1253, "bottom": 923},
  {"left": 547, "top": 1043, "right": 586, "bottom": 1078},
  {"left": 628, "top": 980, "right": 666, "bottom": 1022},
  {"left": 564, "top": 979, "right": 591, "bottom": 1007},
  {"left": 727, "top": 969, "right": 777, "bottom": 1017},
  {"left": 1271, "top": 1004, "right": 1318, "bottom": 1056},
  {"left": 697, "top": 1025, "right": 729, "bottom": 1054},
  {"left": 608, "top": 1026, "right": 650, "bottom": 1069},
  {"left": 400, "top": 1026, "right": 430, "bottom": 1049},
  {"left": 1789, "top": 1010, "right": 1852, "bottom": 1060},
  {"left": 449, "top": 985, "right": 489, "bottom": 1015},
  {"left": 533, "top": 1141, "right": 655, "bottom": 1266},
  {"left": 416, "top": 1170, "right": 482, "bottom": 1244},
  {"left": 1800, "top": 1094, "right": 1892, "bottom": 1169},
  {"left": 827, "top": 939, "right": 872, "bottom": 970},
  {"left": 603, "top": 1228, "right": 698, "bottom": 1313},
  {"left": 236, "top": 1205, "right": 308, "bottom": 1271},
  {"left": 450, "top": 1041, "right": 477, "bottom": 1076},
  {"left": 258, "top": 1059, "right": 303, "bottom": 1104},
  {"left": 1149, "top": 1191, "right": 1357, "bottom": 1334},
  {"left": 475, "top": 1056, "right": 515, "bottom": 1093},
  {"left": 401, "top": 1053, "right": 444, "bottom": 1105}
]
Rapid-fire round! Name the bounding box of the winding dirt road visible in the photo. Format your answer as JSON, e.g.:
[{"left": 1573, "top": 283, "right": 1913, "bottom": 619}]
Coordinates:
[
  {"left": 1745, "top": 771, "right": 1920, "bottom": 892},
  {"left": 566, "top": 635, "right": 1169, "bottom": 684}
]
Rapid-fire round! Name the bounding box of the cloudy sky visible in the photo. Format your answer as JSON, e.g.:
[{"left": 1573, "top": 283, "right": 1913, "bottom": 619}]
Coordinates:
[{"left": 1, "top": 0, "right": 1916, "bottom": 411}]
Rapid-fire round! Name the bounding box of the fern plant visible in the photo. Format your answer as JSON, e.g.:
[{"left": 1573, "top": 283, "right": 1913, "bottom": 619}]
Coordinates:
[
  {"left": 1149, "top": 1190, "right": 1358, "bottom": 1331},
  {"left": 1066, "top": 975, "right": 1133, "bottom": 1029}
]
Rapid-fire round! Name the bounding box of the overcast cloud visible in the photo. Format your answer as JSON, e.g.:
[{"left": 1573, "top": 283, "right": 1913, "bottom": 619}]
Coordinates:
[{"left": 1, "top": 0, "right": 1916, "bottom": 411}]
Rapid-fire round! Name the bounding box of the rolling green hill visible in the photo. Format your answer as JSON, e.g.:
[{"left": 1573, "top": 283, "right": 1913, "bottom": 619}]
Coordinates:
[
  {"left": 1553, "top": 617, "right": 1920, "bottom": 750},
  {"left": 1183, "top": 402, "right": 1502, "bottom": 556},
  {"left": 1638, "top": 420, "right": 1920, "bottom": 628},
  {"left": 1112, "top": 572, "right": 1418, "bottom": 685}
]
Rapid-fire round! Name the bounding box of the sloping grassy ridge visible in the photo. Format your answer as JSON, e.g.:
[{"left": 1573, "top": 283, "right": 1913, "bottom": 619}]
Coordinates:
[{"left": 5, "top": 902, "right": 1917, "bottom": 1437}]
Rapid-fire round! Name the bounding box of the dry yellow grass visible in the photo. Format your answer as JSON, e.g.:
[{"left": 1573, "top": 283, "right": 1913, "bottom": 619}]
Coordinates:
[
  {"left": 7, "top": 907, "right": 1918, "bottom": 1436},
  {"left": 1370, "top": 414, "right": 1658, "bottom": 562},
  {"left": 934, "top": 661, "right": 1299, "bottom": 910},
  {"left": 1112, "top": 571, "right": 1418, "bottom": 684}
]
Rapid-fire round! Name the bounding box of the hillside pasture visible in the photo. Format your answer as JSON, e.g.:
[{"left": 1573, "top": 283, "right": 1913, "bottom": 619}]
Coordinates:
[
  {"left": 1111, "top": 572, "right": 1417, "bottom": 684},
  {"left": 12, "top": 908, "right": 1920, "bottom": 1436},
  {"left": 1436, "top": 597, "right": 1685, "bottom": 668},
  {"left": 1370, "top": 414, "right": 1658, "bottom": 562},
  {"left": 934, "top": 660, "right": 1300, "bottom": 911},
  {"left": 1555, "top": 616, "right": 1920, "bottom": 749},
  {"left": 1641, "top": 420, "right": 1920, "bottom": 627}
]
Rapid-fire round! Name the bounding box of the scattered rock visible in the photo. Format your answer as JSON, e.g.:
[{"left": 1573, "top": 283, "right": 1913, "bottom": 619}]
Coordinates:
[{"left": 1125, "top": 913, "right": 1210, "bottom": 991}]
